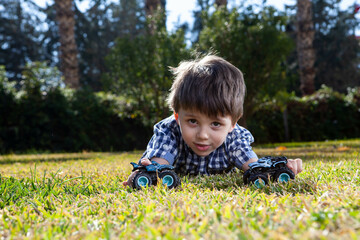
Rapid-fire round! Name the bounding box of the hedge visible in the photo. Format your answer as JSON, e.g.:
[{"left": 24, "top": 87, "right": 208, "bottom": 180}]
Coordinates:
[
  {"left": 1, "top": 76, "right": 359, "bottom": 153},
  {"left": 0, "top": 86, "right": 152, "bottom": 153},
  {"left": 248, "top": 86, "right": 360, "bottom": 143}
]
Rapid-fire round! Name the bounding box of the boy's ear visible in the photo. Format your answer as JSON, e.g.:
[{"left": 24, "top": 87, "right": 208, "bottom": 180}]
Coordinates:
[
  {"left": 229, "top": 115, "right": 241, "bottom": 132},
  {"left": 229, "top": 124, "right": 236, "bottom": 133},
  {"left": 174, "top": 112, "right": 179, "bottom": 123}
]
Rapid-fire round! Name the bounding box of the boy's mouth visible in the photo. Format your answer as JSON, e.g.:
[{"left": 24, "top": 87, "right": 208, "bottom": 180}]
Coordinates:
[{"left": 194, "top": 143, "right": 210, "bottom": 151}]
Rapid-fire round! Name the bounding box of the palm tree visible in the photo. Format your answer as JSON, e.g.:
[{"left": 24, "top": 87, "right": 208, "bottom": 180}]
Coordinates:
[
  {"left": 296, "top": 0, "right": 315, "bottom": 95},
  {"left": 55, "top": 0, "right": 80, "bottom": 89},
  {"left": 215, "top": 0, "right": 227, "bottom": 8},
  {"left": 145, "top": 0, "right": 165, "bottom": 17},
  {"left": 145, "top": 0, "right": 166, "bottom": 34}
]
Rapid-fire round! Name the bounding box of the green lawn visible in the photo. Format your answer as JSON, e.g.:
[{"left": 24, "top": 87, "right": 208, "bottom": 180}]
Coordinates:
[{"left": 0, "top": 139, "right": 359, "bottom": 239}]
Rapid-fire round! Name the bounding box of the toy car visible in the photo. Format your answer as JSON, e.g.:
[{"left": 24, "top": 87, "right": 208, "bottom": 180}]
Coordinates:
[
  {"left": 130, "top": 161, "right": 181, "bottom": 190},
  {"left": 243, "top": 156, "right": 295, "bottom": 188}
]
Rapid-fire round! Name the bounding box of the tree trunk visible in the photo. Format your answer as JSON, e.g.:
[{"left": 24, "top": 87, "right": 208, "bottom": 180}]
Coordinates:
[
  {"left": 145, "top": 0, "right": 164, "bottom": 17},
  {"left": 145, "top": 0, "right": 166, "bottom": 34},
  {"left": 215, "top": 0, "right": 227, "bottom": 8},
  {"left": 55, "top": 0, "right": 80, "bottom": 89},
  {"left": 296, "top": 0, "right": 315, "bottom": 96}
]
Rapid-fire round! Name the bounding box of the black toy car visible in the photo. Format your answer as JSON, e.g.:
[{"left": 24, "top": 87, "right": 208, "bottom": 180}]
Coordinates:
[
  {"left": 243, "top": 156, "right": 295, "bottom": 188},
  {"left": 130, "top": 161, "right": 181, "bottom": 190}
]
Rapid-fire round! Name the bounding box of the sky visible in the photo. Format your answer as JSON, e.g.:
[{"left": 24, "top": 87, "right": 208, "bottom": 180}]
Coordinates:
[
  {"left": 34, "top": 0, "right": 357, "bottom": 31},
  {"left": 167, "top": 0, "right": 357, "bottom": 31}
]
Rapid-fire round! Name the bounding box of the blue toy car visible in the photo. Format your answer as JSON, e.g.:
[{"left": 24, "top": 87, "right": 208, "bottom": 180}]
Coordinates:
[
  {"left": 130, "top": 161, "right": 181, "bottom": 189},
  {"left": 243, "top": 156, "right": 295, "bottom": 188}
]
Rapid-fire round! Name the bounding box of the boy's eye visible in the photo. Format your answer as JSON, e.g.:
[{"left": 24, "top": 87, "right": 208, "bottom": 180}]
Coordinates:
[
  {"left": 212, "top": 122, "right": 221, "bottom": 127},
  {"left": 188, "top": 119, "right": 197, "bottom": 124}
]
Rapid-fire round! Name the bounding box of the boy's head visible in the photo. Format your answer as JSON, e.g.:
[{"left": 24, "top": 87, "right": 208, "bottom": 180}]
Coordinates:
[{"left": 167, "top": 55, "right": 246, "bottom": 125}]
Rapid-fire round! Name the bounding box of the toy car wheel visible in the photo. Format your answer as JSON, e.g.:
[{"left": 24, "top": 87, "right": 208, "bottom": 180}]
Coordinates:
[
  {"left": 249, "top": 174, "right": 268, "bottom": 188},
  {"left": 133, "top": 172, "right": 153, "bottom": 189},
  {"left": 274, "top": 169, "right": 295, "bottom": 183},
  {"left": 158, "top": 170, "right": 180, "bottom": 189}
]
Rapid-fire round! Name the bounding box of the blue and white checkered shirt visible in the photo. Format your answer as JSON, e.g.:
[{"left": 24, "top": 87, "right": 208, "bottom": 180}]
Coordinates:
[{"left": 141, "top": 115, "right": 258, "bottom": 175}]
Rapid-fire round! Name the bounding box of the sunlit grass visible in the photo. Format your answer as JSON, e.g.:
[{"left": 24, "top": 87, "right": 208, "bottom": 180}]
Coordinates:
[{"left": 0, "top": 140, "right": 359, "bottom": 239}]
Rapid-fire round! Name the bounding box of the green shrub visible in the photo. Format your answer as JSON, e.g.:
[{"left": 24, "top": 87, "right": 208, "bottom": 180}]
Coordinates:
[
  {"left": 0, "top": 66, "right": 18, "bottom": 153},
  {"left": 103, "top": 11, "right": 190, "bottom": 127},
  {"left": 248, "top": 86, "right": 360, "bottom": 143},
  {"left": 0, "top": 64, "right": 152, "bottom": 153},
  {"left": 1, "top": 62, "right": 359, "bottom": 152}
]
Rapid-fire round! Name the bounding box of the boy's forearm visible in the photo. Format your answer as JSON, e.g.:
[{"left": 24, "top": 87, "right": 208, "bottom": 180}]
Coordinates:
[
  {"left": 241, "top": 158, "right": 258, "bottom": 171},
  {"left": 150, "top": 157, "right": 170, "bottom": 165}
]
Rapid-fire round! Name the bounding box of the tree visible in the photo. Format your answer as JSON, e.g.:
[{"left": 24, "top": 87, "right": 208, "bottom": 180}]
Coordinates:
[
  {"left": 197, "top": 6, "right": 293, "bottom": 126},
  {"left": 215, "top": 0, "right": 227, "bottom": 8},
  {"left": 296, "top": 0, "right": 316, "bottom": 96},
  {"left": 41, "top": 0, "right": 146, "bottom": 91},
  {"left": 312, "top": 0, "right": 360, "bottom": 92},
  {"left": 112, "top": 0, "right": 146, "bottom": 38},
  {"left": 145, "top": 0, "right": 166, "bottom": 33},
  {"left": 145, "top": 0, "right": 165, "bottom": 16},
  {"left": 55, "top": 0, "right": 80, "bottom": 89},
  {"left": 284, "top": 0, "right": 360, "bottom": 94},
  {"left": 0, "top": 0, "right": 48, "bottom": 83},
  {"left": 191, "top": 0, "right": 212, "bottom": 43},
  {"left": 103, "top": 12, "right": 190, "bottom": 126},
  {"left": 75, "top": 0, "right": 145, "bottom": 90}
]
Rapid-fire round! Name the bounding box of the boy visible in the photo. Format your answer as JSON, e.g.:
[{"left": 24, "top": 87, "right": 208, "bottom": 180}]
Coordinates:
[{"left": 123, "top": 55, "right": 302, "bottom": 186}]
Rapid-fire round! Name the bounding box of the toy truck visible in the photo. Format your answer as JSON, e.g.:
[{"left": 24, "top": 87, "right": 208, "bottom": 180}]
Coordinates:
[
  {"left": 130, "top": 161, "right": 181, "bottom": 189},
  {"left": 243, "top": 156, "right": 295, "bottom": 188}
]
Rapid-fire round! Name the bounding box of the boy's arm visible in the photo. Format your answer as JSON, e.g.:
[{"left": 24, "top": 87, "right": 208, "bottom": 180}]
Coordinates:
[
  {"left": 145, "top": 157, "right": 170, "bottom": 165},
  {"left": 241, "top": 158, "right": 258, "bottom": 171},
  {"left": 122, "top": 157, "right": 170, "bottom": 187}
]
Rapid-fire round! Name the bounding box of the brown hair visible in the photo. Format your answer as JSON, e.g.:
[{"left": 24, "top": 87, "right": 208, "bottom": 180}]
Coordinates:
[{"left": 167, "top": 55, "right": 246, "bottom": 124}]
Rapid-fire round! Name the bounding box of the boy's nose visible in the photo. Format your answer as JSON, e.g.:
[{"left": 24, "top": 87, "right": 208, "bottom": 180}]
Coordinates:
[{"left": 197, "top": 127, "right": 209, "bottom": 140}]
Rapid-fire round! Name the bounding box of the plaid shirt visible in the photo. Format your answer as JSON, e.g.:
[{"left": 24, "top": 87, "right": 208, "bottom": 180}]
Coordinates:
[{"left": 141, "top": 115, "right": 258, "bottom": 175}]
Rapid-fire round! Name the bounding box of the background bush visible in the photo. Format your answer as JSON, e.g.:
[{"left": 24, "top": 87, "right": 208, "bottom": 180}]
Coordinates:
[
  {"left": 2, "top": 67, "right": 359, "bottom": 153},
  {"left": 0, "top": 89, "right": 152, "bottom": 153},
  {"left": 0, "top": 66, "right": 152, "bottom": 153},
  {"left": 248, "top": 86, "right": 360, "bottom": 144},
  {"left": 2, "top": 63, "right": 360, "bottom": 153}
]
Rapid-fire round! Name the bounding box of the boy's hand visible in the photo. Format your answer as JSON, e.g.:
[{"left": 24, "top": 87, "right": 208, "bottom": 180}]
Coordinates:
[
  {"left": 287, "top": 158, "right": 303, "bottom": 175},
  {"left": 122, "top": 158, "right": 170, "bottom": 187},
  {"left": 122, "top": 158, "right": 152, "bottom": 187}
]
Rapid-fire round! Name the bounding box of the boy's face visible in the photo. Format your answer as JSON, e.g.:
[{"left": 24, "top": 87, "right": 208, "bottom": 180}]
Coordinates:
[{"left": 176, "top": 108, "right": 236, "bottom": 157}]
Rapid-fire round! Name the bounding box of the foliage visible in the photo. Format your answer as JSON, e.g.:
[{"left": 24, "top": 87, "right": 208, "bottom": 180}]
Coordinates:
[
  {"left": 285, "top": 0, "right": 360, "bottom": 94},
  {"left": 0, "top": 0, "right": 147, "bottom": 90},
  {"left": 2, "top": 62, "right": 360, "bottom": 153},
  {"left": 197, "top": 6, "right": 294, "bottom": 124},
  {"left": 0, "top": 140, "right": 359, "bottom": 238},
  {"left": 191, "top": 0, "right": 212, "bottom": 44},
  {"left": 0, "top": 66, "right": 17, "bottom": 152},
  {"left": 0, "top": 63, "right": 151, "bottom": 154},
  {"left": 0, "top": 66, "right": 16, "bottom": 95},
  {"left": 249, "top": 85, "right": 360, "bottom": 143},
  {"left": 19, "top": 62, "right": 64, "bottom": 92},
  {"left": 103, "top": 11, "right": 190, "bottom": 126},
  {"left": 312, "top": 0, "right": 360, "bottom": 92},
  {"left": 0, "top": 0, "right": 49, "bottom": 83},
  {"left": 75, "top": 0, "right": 146, "bottom": 90}
]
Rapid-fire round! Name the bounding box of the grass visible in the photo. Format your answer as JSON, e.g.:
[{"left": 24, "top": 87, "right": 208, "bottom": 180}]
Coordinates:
[{"left": 0, "top": 139, "right": 359, "bottom": 239}]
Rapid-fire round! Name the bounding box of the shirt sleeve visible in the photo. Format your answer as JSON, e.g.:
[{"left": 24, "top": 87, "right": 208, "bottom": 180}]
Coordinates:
[
  {"left": 227, "top": 125, "right": 258, "bottom": 170},
  {"left": 141, "top": 116, "right": 179, "bottom": 165}
]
